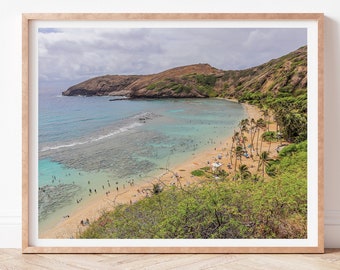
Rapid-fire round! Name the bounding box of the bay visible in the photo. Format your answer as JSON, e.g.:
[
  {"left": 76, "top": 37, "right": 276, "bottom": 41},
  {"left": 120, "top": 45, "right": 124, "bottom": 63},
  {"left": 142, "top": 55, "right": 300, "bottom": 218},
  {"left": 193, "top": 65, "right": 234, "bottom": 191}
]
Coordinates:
[{"left": 38, "top": 93, "right": 246, "bottom": 234}]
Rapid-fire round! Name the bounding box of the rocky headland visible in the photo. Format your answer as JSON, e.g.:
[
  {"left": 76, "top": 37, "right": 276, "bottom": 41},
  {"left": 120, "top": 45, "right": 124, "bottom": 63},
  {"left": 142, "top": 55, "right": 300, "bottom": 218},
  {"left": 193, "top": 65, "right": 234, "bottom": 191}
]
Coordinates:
[{"left": 62, "top": 46, "right": 307, "bottom": 100}]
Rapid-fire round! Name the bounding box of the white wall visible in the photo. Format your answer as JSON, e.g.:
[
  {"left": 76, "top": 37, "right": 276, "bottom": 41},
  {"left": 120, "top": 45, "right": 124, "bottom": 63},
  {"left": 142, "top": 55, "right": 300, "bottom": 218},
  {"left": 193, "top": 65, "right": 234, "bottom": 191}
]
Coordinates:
[{"left": 0, "top": 0, "right": 339, "bottom": 248}]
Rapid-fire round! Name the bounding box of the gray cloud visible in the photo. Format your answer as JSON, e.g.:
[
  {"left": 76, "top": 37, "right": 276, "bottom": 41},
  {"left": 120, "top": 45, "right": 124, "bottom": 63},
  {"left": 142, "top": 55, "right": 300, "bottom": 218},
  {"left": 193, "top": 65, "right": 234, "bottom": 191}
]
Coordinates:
[{"left": 38, "top": 28, "right": 307, "bottom": 91}]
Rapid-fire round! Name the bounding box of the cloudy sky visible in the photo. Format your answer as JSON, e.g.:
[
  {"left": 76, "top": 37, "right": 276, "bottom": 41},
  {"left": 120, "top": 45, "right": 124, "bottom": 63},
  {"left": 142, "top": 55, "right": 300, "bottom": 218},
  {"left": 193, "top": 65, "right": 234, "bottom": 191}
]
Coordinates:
[{"left": 38, "top": 28, "right": 307, "bottom": 92}]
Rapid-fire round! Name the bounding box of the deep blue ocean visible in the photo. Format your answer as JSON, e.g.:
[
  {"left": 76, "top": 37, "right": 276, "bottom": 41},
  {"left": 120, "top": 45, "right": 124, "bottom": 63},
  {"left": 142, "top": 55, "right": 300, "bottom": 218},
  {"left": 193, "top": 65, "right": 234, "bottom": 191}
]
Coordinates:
[{"left": 38, "top": 93, "right": 246, "bottom": 233}]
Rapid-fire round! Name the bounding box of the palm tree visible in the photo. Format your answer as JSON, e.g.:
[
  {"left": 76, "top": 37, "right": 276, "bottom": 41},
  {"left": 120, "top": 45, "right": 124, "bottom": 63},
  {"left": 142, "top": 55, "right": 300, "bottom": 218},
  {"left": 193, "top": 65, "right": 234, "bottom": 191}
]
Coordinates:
[
  {"left": 238, "top": 164, "right": 251, "bottom": 180},
  {"left": 262, "top": 131, "right": 276, "bottom": 153},
  {"left": 272, "top": 101, "right": 307, "bottom": 143},
  {"left": 229, "top": 131, "right": 238, "bottom": 165},
  {"left": 255, "top": 118, "right": 266, "bottom": 155},
  {"left": 242, "top": 135, "right": 248, "bottom": 154},
  {"left": 249, "top": 118, "right": 256, "bottom": 151},
  {"left": 281, "top": 110, "right": 307, "bottom": 142},
  {"left": 234, "top": 145, "right": 244, "bottom": 172},
  {"left": 239, "top": 118, "right": 249, "bottom": 135},
  {"left": 239, "top": 120, "right": 250, "bottom": 153},
  {"left": 257, "top": 151, "right": 272, "bottom": 178},
  {"left": 261, "top": 108, "right": 270, "bottom": 131},
  {"left": 233, "top": 131, "right": 240, "bottom": 145}
]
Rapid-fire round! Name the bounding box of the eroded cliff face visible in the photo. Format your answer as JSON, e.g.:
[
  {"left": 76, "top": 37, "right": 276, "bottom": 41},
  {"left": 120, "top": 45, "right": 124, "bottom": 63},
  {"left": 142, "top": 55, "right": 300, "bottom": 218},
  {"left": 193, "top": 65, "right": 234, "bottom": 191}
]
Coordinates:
[
  {"left": 62, "top": 63, "right": 223, "bottom": 98},
  {"left": 62, "top": 46, "right": 307, "bottom": 99},
  {"left": 62, "top": 75, "right": 143, "bottom": 97}
]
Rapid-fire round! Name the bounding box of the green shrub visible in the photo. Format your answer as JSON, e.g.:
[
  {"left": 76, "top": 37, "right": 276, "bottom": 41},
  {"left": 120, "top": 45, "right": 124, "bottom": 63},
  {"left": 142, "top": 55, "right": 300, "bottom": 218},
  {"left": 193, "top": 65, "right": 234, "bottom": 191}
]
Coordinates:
[{"left": 191, "top": 170, "right": 205, "bottom": 177}]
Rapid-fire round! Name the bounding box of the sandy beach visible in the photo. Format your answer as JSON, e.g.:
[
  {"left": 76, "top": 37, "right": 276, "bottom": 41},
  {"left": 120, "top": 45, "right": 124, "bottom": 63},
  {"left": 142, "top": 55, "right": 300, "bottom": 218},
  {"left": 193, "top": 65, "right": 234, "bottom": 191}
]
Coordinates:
[{"left": 40, "top": 102, "right": 285, "bottom": 239}]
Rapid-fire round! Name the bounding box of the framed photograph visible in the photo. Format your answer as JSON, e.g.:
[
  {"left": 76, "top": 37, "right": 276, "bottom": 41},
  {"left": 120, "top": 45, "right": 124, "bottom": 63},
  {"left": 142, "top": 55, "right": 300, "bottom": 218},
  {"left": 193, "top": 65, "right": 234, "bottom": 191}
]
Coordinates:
[{"left": 22, "top": 13, "right": 324, "bottom": 253}]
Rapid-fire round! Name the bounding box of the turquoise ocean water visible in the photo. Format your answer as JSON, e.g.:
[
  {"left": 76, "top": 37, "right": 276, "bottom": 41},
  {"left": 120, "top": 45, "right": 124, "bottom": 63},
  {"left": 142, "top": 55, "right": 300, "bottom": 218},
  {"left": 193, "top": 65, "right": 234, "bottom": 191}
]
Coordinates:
[{"left": 38, "top": 93, "right": 246, "bottom": 235}]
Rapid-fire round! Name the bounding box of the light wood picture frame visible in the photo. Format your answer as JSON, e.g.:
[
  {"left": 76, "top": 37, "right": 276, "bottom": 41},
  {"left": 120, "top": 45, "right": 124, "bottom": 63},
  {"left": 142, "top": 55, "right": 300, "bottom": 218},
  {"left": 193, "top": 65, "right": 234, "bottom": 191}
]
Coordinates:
[{"left": 22, "top": 13, "right": 324, "bottom": 253}]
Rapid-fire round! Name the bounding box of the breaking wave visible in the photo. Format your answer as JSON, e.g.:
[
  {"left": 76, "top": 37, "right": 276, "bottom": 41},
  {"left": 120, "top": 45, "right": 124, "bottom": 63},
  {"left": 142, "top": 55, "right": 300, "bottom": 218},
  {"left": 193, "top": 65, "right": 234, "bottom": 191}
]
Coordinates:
[{"left": 40, "top": 112, "right": 159, "bottom": 153}]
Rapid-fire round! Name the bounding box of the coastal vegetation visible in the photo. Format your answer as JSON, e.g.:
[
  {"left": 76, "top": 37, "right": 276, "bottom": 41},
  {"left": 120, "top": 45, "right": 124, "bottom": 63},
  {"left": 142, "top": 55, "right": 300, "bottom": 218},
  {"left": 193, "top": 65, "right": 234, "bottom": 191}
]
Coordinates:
[
  {"left": 80, "top": 105, "right": 308, "bottom": 239},
  {"left": 72, "top": 46, "right": 308, "bottom": 239},
  {"left": 80, "top": 141, "right": 307, "bottom": 239}
]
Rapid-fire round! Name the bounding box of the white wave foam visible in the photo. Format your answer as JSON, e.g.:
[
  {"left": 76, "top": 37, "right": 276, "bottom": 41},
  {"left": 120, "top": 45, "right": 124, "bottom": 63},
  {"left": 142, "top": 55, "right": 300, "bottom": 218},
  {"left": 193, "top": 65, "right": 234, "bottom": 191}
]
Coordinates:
[
  {"left": 91, "top": 122, "right": 143, "bottom": 142},
  {"left": 40, "top": 122, "right": 143, "bottom": 152},
  {"left": 40, "top": 141, "right": 88, "bottom": 152},
  {"left": 40, "top": 111, "right": 161, "bottom": 153}
]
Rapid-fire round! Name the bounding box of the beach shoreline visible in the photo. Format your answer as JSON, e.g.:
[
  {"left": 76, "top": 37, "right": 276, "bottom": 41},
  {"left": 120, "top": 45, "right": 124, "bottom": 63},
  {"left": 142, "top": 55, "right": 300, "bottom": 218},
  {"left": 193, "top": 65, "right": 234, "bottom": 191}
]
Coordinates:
[{"left": 40, "top": 102, "right": 282, "bottom": 239}]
